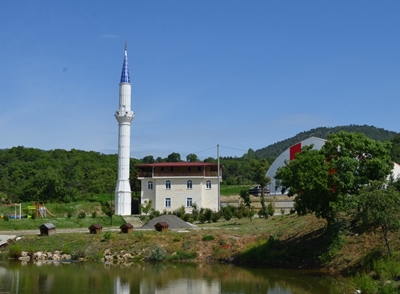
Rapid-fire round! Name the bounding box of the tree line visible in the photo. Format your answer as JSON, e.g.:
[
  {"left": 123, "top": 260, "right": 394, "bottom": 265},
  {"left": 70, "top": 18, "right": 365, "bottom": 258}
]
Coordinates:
[{"left": 0, "top": 127, "right": 399, "bottom": 204}]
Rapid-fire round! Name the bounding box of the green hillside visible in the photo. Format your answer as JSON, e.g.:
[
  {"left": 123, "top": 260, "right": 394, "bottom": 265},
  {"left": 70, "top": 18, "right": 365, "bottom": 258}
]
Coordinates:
[{"left": 254, "top": 124, "right": 399, "bottom": 159}]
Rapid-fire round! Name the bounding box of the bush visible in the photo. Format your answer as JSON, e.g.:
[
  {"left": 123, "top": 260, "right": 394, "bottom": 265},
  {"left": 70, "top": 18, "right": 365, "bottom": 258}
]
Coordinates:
[
  {"left": 173, "top": 206, "right": 186, "bottom": 219},
  {"left": 267, "top": 203, "right": 275, "bottom": 217},
  {"left": 222, "top": 206, "right": 234, "bottom": 221},
  {"left": 92, "top": 211, "right": 97, "bottom": 218},
  {"left": 146, "top": 247, "right": 166, "bottom": 262},
  {"left": 78, "top": 211, "right": 86, "bottom": 219},
  {"left": 198, "top": 214, "right": 206, "bottom": 224},
  {"left": 103, "top": 232, "right": 112, "bottom": 241},
  {"left": 168, "top": 250, "right": 197, "bottom": 261},
  {"left": 202, "top": 235, "right": 215, "bottom": 241},
  {"left": 350, "top": 273, "right": 377, "bottom": 294},
  {"left": 191, "top": 203, "right": 199, "bottom": 221},
  {"left": 3, "top": 214, "right": 9, "bottom": 221},
  {"left": 182, "top": 213, "right": 191, "bottom": 222},
  {"left": 8, "top": 244, "right": 22, "bottom": 258},
  {"left": 211, "top": 211, "right": 220, "bottom": 223},
  {"left": 203, "top": 208, "right": 213, "bottom": 223},
  {"left": 149, "top": 209, "right": 160, "bottom": 220}
]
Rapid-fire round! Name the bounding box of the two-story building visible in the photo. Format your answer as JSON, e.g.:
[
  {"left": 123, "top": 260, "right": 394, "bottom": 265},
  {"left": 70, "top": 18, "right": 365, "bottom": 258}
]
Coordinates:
[{"left": 136, "top": 162, "right": 223, "bottom": 213}]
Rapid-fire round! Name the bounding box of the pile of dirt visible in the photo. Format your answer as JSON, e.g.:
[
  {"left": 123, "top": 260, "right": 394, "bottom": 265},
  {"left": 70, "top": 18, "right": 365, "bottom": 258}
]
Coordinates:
[{"left": 140, "top": 215, "right": 198, "bottom": 230}]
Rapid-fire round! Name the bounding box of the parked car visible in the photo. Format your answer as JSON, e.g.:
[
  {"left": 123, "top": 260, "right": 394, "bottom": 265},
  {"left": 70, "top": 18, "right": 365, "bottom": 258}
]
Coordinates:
[{"left": 248, "top": 185, "right": 270, "bottom": 196}]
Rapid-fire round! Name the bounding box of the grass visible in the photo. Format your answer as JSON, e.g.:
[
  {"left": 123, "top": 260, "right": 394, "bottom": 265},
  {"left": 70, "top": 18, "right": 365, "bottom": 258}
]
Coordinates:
[
  {"left": 0, "top": 215, "right": 125, "bottom": 231},
  {"left": 3, "top": 201, "right": 400, "bottom": 294},
  {"left": 220, "top": 185, "right": 252, "bottom": 196}
]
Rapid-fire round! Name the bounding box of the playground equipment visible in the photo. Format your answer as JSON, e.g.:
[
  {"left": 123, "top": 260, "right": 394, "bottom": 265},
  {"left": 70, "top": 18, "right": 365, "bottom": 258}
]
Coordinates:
[
  {"left": 24, "top": 202, "right": 55, "bottom": 218},
  {"left": 1, "top": 203, "right": 23, "bottom": 219}
]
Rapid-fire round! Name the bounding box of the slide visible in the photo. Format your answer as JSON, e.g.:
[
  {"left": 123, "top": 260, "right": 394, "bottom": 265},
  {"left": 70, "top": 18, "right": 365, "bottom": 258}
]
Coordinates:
[{"left": 45, "top": 207, "right": 55, "bottom": 217}]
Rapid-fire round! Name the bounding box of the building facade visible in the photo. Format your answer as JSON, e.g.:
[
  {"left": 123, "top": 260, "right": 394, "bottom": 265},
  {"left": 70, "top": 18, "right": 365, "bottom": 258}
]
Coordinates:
[{"left": 136, "top": 162, "right": 222, "bottom": 213}]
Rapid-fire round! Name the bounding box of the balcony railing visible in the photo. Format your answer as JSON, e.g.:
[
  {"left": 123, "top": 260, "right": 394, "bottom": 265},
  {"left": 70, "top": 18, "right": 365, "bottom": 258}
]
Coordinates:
[{"left": 138, "top": 171, "right": 219, "bottom": 178}]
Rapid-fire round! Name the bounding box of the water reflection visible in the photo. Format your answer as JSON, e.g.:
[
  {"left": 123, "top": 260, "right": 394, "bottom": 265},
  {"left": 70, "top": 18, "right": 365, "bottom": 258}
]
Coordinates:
[{"left": 0, "top": 261, "right": 343, "bottom": 294}]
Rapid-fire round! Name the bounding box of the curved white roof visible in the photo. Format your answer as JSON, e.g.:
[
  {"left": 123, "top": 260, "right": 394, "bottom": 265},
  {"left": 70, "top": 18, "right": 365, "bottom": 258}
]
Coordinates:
[
  {"left": 267, "top": 136, "right": 400, "bottom": 195},
  {"left": 267, "top": 137, "right": 326, "bottom": 195}
]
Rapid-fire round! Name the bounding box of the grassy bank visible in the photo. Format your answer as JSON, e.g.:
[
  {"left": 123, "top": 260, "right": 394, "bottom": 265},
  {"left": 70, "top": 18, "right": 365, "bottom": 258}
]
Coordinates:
[{"left": 2, "top": 200, "right": 400, "bottom": 292}]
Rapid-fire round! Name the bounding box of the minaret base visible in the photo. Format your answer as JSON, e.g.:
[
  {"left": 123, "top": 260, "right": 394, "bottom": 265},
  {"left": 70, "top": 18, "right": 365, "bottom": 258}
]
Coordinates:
[
  {"left": 115, "top": 180, "right": 132, "bottom": 215},
  {"left": 115, "top": 191, "right": 132, "bottom": 215}
]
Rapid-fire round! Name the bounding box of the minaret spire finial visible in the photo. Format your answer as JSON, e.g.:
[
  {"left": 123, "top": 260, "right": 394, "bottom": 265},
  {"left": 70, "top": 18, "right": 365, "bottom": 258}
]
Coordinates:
[{"left": 120, "top": 42, "right": 130, "bottom": 84}]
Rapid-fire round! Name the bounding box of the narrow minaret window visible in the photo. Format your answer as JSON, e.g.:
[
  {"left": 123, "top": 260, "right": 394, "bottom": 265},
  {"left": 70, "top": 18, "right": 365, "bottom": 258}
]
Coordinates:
[{"left": 114, "top": 43, "right": 135, "bottom": 216}]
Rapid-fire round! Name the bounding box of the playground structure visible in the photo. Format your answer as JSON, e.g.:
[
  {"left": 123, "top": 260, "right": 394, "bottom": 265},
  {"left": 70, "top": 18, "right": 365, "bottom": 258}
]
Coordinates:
[
  {"left": 24, "top": 202, "right": 55, "bottom": 218},
  {"left": 1, "top": 202, "right": 55, "bottom": 219},
  {"left": 0, "top": 203, "right": 22, "bottom": 219}
]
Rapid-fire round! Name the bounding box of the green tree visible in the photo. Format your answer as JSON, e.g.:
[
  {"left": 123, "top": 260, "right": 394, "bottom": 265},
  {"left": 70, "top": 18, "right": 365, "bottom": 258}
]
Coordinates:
[
  {"left": 140, "top": 200, "right": 152, "bottom": 215},
  {"left": 354, "top": 184, "right": 400, "bottom": 255},
  {"left": 142, "top": 155, "right": 155, "bottom": 164},
  {"left": 251, "top": 159, "right": 271, "bottom": 219},
  {"left": 275, "top": 131, "right": 393, "bottom": 227},
  {"left": 389, "top": 134, "right": 400, "bottom": 163},
  {"left": 166, "top": 152, "right": 181, "bottom": 162},
  {"left": 186, "top": 154, "right": 199, "bottom": 162}
]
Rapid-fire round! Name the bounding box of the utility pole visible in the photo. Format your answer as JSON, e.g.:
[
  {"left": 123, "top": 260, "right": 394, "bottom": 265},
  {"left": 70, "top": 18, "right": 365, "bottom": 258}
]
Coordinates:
[{"left": 217, "top": 144, "right": 220, "bottom": 211}]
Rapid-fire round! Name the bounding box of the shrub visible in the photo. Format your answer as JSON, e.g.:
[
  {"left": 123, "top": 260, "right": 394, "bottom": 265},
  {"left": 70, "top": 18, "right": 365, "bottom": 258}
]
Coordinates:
[
  {"left": 191, "top": 203, "right": 199, "bottom": 221},
  {"left": 146, "top": 247, "right": 166, "bottom": 262},
  {"left": 92, "top": 211, "right": 97, "bottom": 218},
  {"left": 182, "top": 213, "right": 191, "bottom": 222},
  {"left": 267, "top": 203, "right": 275, "bottom": 217},
  {"left": 3, "top": 214, "right": 9, "bottom": 221},
  {"left": 103, "top": 232, "right": 112, "bottom": 241},
  {"left": 203, "top": 208, "right": 213, "bottom": 223},
  {"left": 349, "top": 273, "right": 377, "bottom": 294},
  {"left": 258, "top": 207, "right": 267, "bottom": 219},
  {"left": 198, "top": 214, "right": 206, "bottom": 224},
  {"left": 78, "top": 211, "right": 86, "bottom": 219},
  {"left": 202, "top": 235, "right": 215, "bottom": 241},
  {"left": 149, "top": 209, "right": 160, "bottom": 220},
  {"left": 8, "top": 244, "right": 22, "bottom": 258},
  {"left": 211, "top": 211, "right": 220, "bottom": 223},
  {"left": 173, "top": 205, "right": 186, "bottom": 219},
  {"left": 222, "top": 206, "right": 233, "bottom": 221},
  {"left": 168, "top": 250, "right": 197, "bottom": 261},
  {"left": 67, "top": 212, "right": 73, "bottom": 218}
]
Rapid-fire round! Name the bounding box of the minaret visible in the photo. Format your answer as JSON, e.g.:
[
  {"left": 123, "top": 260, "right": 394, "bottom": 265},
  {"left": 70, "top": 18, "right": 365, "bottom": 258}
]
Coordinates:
[{"left": 114, "top": 43, "right": 134, "bottom": 215}]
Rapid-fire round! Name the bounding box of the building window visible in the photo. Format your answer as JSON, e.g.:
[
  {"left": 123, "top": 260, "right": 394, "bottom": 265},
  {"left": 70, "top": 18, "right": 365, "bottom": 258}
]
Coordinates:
[
  {"left": 170, "top": 167, "right": 174, "bottom": 172},
  {"left": 187, "top": 180, "right": 192, "bottom": 189},
  {"left": 147, "top": 181, "right": 153, "bottom": 190},
  {"left": 165, "top": 180, "right": 171, "bottom": 189},
  {"left": 186, "top": 198, "right": 193, "bottom": 207},
  {"left": 165, "top": 198, "right": 171, "bottom": 208},
  {"left": 161, "top": 167, "right": 164, "bottom": 172},
  {"left": 188, "top": 167, "right": 191, "bottom": 172},
  {"left": 198, "top": 167, "right": 201, "bottom": 172},
  {"left": 206, "top": 180, "right": 211, "bottom": 189}
]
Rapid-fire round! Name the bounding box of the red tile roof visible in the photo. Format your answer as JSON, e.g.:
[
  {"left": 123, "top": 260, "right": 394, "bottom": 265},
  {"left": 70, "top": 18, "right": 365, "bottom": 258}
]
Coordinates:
[{"left": 136, "top": 162, "right": 219, "bottom": 168}]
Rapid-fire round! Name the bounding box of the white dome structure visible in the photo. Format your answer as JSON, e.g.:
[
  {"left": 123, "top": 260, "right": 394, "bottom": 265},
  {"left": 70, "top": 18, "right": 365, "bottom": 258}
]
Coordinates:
[
  {"left": 267, "top": 137, "right": 326, "bottom": 195},
  {"left": 267, "top": 136, "right": 400, "bottom": 195}
]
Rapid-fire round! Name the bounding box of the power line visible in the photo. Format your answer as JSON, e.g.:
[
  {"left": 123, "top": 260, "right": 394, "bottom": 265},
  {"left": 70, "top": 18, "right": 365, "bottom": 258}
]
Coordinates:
[{"left": 219, "top": 145, "right": 248, "bottom": 153}]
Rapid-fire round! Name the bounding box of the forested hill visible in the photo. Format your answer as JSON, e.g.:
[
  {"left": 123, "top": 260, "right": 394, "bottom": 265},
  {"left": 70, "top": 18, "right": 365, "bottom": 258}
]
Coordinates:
[{"left": 254, "top": 125, "right": 399, "bottom": 159}]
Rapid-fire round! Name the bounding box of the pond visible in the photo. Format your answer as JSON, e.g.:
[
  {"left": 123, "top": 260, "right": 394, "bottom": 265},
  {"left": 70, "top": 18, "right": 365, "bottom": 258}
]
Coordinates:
[{"left": 0, "top": 261, "right": 345, "bottom": 293}]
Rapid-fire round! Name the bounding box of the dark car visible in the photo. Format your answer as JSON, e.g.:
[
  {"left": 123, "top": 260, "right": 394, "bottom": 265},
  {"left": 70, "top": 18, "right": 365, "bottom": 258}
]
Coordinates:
[{"left": 248, "top": 185, "right": 269, "bottom": 196}]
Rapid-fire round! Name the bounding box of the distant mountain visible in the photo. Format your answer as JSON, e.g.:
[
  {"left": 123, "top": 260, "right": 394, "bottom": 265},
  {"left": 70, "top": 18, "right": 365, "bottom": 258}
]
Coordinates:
[{"left": 255, "top": 125, "right": 399, "bottom": 159}]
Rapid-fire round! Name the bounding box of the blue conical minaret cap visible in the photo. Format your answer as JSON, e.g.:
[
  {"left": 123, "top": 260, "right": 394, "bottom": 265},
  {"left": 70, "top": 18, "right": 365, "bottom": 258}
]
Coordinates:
[{"left": 120, "top": 42, "right": 130, "bottom": 84}]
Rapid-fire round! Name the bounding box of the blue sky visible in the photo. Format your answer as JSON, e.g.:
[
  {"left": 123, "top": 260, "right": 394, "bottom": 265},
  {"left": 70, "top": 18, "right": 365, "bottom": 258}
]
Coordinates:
[{"left": 1, "top": 1, "right": 399, "bottom": 160}]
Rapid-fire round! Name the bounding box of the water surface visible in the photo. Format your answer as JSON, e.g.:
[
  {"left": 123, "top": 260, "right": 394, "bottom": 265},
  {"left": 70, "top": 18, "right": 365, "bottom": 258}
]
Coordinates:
[{"left": 0, "top": 261, "right": 345, "bottom": 293}]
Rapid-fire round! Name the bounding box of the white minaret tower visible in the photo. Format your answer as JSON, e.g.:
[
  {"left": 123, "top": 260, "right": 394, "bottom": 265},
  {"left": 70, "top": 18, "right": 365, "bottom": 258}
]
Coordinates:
[{"left": 114, "top": 43, "right": 134, "bottom": 215}]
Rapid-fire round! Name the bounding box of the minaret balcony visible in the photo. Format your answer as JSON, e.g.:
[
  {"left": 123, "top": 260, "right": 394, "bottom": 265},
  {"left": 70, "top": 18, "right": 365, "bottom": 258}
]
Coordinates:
[{"left": 115, "top": 110, "right": 134, "bottom": 123}]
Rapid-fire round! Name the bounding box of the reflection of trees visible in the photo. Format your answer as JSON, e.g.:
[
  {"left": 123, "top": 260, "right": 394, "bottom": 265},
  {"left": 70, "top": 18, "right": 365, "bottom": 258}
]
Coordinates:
[{"left": 1, "top": 261, "right": 343, "bottom": 294}]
